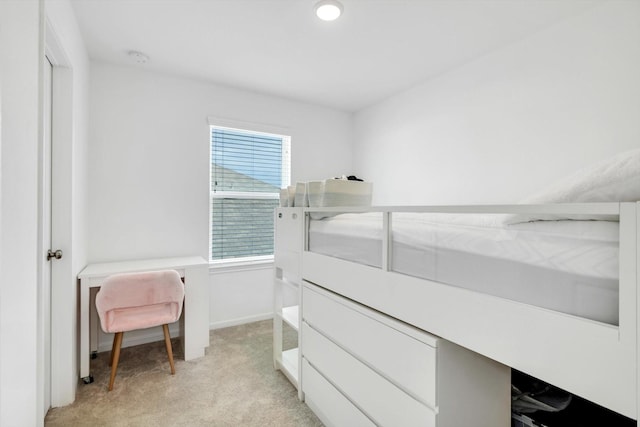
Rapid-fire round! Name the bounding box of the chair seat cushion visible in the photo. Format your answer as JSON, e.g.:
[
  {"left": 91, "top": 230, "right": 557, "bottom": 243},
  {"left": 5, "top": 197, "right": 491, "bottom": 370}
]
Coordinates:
[{"left": 103, "top": 302, "right": 181, "bottom": 333}]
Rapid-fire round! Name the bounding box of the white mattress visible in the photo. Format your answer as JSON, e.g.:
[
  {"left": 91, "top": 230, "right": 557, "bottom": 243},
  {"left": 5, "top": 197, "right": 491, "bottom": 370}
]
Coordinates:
[{"left": 308, "top": 213, "right": 619, "bottom": 325}]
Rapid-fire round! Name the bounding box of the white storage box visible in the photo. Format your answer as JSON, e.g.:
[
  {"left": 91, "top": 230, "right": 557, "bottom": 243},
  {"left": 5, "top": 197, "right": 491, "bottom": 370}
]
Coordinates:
[
  {"left": 294, "top": 182, "right": 308, "bottom": 207},
  {"left": 279, "top": 188, "right": 289, "bottom": 207},
  {"left": 307, "top": 179, "right": 372, "bottom": 218}
]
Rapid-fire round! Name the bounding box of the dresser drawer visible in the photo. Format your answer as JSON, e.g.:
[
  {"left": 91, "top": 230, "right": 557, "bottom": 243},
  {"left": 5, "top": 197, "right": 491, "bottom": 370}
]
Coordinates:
[
  {"left": 303, "top": 322, "right": 436, "bottom": 427},
  {"left": 302, "top": 358, "right": 376, "bottom": 427},
  {"left": 302, "top": 283, "right": 437, "bottom": 407}
]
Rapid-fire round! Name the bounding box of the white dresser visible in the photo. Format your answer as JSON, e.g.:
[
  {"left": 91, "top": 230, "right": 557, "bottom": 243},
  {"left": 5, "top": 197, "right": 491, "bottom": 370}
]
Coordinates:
[
  {"left": 273, "top": 207, "right": 511, "bottom": 426},
  {"left": 301, "top": 282, "right": 510, "bottom": 427}
]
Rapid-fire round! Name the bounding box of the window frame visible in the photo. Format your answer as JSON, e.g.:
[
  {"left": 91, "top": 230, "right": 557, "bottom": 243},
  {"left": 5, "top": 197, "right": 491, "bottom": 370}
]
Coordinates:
[{"left": 208, "top": 119, "right": 291, "bottom": 266}]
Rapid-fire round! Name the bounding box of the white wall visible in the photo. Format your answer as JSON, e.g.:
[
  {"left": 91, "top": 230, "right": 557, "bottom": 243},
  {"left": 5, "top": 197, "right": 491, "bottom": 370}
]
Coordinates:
[
  {"left": 0, "top": 2, "right": 41, "bottom": 425},
  {"left": 0, "top": 1, "right": 90, "bottom": 422},
  {"left": 209, "top": 265, "right": 275, "bottom": 329},
  {"left": 89, "top": 63, "right": 353, "bottom": 262},
  {"left": 88, "top": 63, "right": 353, "bottom": 348},
  {"left": 354, "top": 1, "right": 640, "bottom": 205}
]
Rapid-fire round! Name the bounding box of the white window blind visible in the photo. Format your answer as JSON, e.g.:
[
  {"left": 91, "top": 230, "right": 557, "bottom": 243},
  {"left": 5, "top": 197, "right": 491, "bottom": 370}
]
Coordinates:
[{"left": 210, "top": 125, "right": 290, "bottom": 261}]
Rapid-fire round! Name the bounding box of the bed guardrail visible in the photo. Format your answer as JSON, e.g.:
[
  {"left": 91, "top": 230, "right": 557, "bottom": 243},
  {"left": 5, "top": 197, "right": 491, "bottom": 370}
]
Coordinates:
[{"left": 302, "top": 202, "right": 622, "bottom": 268}]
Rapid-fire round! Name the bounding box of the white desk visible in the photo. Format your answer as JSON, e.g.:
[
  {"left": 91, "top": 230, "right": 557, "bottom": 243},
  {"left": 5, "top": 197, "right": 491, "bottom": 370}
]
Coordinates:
[{"left": 78, "top": 256, "right": 209, "bottom": 383}]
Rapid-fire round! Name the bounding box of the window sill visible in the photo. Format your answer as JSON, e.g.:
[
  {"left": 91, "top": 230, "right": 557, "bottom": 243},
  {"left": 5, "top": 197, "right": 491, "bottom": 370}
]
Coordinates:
[{"left": 209, "top": 256, "right": 274, "bottom": 274}]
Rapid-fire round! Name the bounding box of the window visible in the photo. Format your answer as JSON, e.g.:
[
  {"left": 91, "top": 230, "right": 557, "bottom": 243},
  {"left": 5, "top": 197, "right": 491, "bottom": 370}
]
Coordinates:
[{"left": 210, "top": 125, "right": 291, "bottom": 262}]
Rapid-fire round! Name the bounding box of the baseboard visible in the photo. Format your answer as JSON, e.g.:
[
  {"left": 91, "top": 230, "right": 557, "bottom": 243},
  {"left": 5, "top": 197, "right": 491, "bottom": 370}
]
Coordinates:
[
  {"left": 210, "top": 312, "right": 274, "bottom": 330},
  {"left": 97, "top": 313, "right": 275, "bottom": 352}
]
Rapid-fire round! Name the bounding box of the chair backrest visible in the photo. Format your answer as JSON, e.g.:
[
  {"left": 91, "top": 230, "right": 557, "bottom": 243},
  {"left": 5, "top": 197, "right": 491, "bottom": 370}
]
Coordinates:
[{"left": 95, "top": 269, "right": 185, "bottom": 332}]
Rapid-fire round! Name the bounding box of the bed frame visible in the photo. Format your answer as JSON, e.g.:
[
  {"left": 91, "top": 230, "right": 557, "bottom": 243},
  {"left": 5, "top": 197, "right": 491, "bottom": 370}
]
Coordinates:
[{"left": 301, "top": 202, "right": 639, "bottom": 421}]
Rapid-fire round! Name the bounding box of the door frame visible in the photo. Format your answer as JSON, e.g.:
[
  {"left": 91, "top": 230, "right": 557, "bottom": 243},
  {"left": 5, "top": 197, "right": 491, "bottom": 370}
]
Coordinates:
[
  {"left": 41, "top": 17, "right": 76, "bottom": 411},
  {"left": 40, "top": 51, "right": 53, "bottom": 417}
]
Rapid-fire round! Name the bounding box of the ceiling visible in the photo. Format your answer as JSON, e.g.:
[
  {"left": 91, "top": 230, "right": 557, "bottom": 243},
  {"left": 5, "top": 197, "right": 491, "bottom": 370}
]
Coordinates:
[{"left": 70, "top": 0, "right": 600, "bottom": 112}]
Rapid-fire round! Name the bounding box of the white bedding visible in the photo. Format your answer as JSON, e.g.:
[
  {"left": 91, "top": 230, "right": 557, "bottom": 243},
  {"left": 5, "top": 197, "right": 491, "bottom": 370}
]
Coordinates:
[{"left": 308, "top": 213, "right": 619, "bottom": 325}]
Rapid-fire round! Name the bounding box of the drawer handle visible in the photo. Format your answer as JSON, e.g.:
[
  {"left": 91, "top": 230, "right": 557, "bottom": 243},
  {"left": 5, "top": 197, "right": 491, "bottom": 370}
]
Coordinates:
[{"left": 292, "top": 213, "right": 298, "bottom": 219}]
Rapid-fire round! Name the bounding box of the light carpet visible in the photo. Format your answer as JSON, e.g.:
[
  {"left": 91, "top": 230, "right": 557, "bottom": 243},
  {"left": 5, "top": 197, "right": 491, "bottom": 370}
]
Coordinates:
[{"left": 45, "top": 320, "right": 323, "bottom": 427}]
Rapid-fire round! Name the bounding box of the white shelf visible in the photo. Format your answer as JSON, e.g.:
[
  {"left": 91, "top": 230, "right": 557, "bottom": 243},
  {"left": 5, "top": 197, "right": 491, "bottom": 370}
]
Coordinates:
[
  {"left": 282, "top": 348, "right": 299, "bottom": 383},
  {"left": 282, "top": 305, "right": 299, "bottom": 331},
  {"left": 274, "top": 207, "right": 302, "bottom": 396}
]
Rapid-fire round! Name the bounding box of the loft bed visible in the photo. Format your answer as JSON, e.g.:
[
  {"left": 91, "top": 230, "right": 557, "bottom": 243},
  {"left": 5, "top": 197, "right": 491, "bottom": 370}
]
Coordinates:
[
  {"left": 302, "top": 202, "right": 638, "bottom": 420},
  {"left": 296, "top": 149, "right": 640, "bottom": 422}
]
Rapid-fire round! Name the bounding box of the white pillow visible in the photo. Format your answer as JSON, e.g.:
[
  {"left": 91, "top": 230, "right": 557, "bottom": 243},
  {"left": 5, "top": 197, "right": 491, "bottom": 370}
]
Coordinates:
[{"left": 504, "top": 148, "right": 640, "bottom": 224}]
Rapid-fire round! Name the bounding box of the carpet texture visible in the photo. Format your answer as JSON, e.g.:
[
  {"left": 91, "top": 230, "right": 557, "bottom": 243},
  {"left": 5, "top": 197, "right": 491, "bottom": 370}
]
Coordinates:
[{"left": 45, "top": 320, "right": 323, "bottom": 427}]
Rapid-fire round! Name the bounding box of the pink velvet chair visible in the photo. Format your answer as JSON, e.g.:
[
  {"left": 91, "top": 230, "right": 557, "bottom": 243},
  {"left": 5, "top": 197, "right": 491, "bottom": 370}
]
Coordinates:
[{"left": 95, "top": 269, "right": 185, "bottom": 391}]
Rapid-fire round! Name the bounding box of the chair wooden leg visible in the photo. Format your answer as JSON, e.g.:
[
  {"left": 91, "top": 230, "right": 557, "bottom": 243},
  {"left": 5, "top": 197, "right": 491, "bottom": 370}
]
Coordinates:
[
  {"left": 109, "top": 333, "right": 118, "bottom": 367},
  {"left": 108, "top": 332, "right": 123, "bottom": 391},
  {"left": 162, "top": 324, "right": 176, "bottom": 375}
]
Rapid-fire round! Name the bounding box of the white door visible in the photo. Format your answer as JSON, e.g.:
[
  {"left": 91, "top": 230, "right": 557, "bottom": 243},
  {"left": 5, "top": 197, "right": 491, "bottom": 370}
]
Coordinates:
[{"left": 42, "top": 55, "right": 53, "bottom": 415}]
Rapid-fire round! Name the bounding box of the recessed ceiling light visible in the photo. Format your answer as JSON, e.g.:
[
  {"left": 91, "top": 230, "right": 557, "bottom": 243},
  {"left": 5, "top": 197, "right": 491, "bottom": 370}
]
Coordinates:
[
  {"left": 315, "top": 0, "right": 343, "bottom": 21},
  {"left": 127, "top": 50, "right": 149, "bottom": 64}
]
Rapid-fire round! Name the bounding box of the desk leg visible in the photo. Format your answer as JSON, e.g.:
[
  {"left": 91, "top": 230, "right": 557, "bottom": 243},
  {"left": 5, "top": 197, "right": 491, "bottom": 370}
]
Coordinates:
[
  {"left": 183, "top": 265, "right": 209, "bottom": 360},
  {"left": 179, "top": 308, "right": 186, "bottom": 357},
  {"left": 90, "top": 287, "right": 99, "bottom": 358},
  {"left": 79, "top": 282, "right": 93, "bottom": 383}
]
